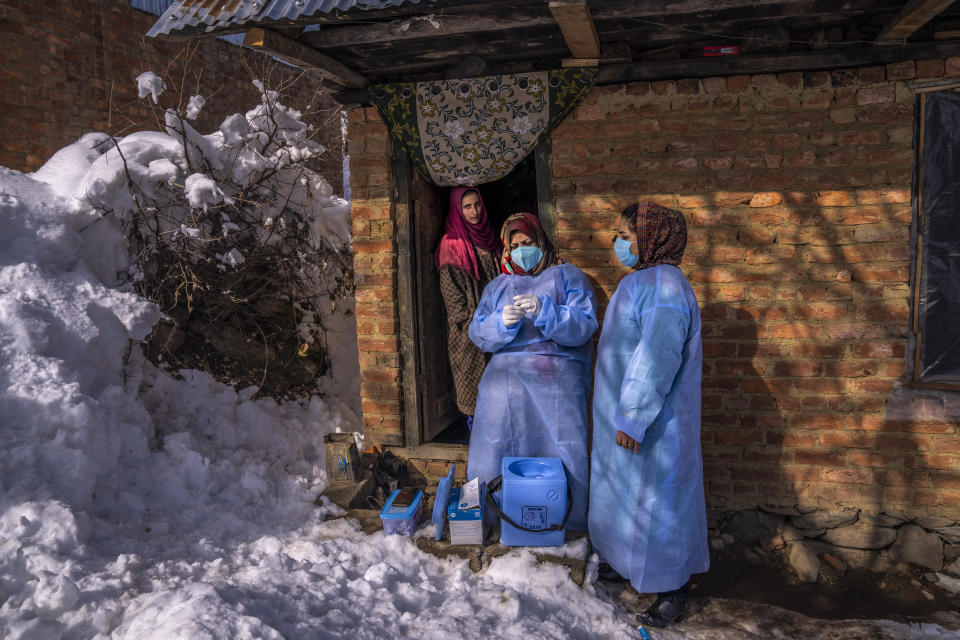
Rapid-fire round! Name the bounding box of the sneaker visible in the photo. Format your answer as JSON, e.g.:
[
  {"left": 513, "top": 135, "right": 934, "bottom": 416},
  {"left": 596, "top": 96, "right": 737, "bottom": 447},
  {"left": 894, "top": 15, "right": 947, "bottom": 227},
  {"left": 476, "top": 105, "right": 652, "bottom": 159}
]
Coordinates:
[
  {"left": 596, "top": 562, "right": 628, "bottom": 582},
  {"left": 636, "top": 591, "right": 688, "bottom": 628}
]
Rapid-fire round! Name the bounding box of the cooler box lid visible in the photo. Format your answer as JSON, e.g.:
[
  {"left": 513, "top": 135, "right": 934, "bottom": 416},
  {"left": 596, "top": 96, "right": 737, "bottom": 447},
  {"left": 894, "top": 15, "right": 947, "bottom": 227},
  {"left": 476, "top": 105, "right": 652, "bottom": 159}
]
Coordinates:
[
  {"left": 432, "top": 464, "right": 455, "bottom": 540},
  {"left": 380, "top": 488, "right": 423, "bottom": 519},
  {"left": 501, "top": 457, "right": 564, "bottom": 482}
]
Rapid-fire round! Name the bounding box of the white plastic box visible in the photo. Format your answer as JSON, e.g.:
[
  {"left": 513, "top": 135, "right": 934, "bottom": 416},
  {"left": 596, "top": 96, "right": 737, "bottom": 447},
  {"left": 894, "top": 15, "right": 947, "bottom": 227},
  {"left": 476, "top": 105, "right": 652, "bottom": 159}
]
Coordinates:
[{"left": 379, "top": 488, "right": 423, "bottom": 535}]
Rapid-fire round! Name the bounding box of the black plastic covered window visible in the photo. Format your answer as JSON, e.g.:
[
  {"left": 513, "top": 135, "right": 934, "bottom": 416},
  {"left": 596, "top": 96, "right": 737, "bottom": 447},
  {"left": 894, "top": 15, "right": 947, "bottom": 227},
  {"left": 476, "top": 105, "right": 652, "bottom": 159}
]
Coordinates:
[{"left": 914, "top": 90, "right": 960, "bottom": 381}]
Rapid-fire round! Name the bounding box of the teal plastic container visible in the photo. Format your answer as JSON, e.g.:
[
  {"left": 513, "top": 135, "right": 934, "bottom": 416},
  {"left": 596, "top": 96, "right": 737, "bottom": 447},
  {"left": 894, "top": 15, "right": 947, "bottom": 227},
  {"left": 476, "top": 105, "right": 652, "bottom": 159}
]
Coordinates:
[{"left": 500, "top": 457, "right": 567, "bottom": 547}]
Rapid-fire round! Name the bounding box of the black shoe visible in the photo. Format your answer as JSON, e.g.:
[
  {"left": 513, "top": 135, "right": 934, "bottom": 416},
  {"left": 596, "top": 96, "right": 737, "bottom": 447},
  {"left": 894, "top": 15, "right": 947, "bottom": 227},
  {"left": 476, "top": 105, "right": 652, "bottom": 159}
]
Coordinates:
[
  {"left": 636, "top": 592, "right": 688, "bottom": 628},
  {"left": 596, "top": 562, "right": 628, "bottom": 582}
]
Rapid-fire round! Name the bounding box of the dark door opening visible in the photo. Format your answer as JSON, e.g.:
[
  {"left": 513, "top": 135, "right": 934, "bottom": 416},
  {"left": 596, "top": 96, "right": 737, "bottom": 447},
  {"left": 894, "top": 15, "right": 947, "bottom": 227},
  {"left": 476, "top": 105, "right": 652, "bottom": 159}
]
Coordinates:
[{"left": 399, "top": 149, "right": 542, "bottom": 447}]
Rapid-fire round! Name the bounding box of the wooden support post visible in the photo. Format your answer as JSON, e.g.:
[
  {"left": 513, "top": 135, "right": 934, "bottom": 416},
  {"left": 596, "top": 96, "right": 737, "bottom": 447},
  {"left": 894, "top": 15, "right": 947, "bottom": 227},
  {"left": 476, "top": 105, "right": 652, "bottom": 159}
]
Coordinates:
[
  {"left": 243, "top": 27, "right": 369, "bottom": 88},
  {"left": 548, "top": 0, "right": 600, "bottom": 59},
  {"left": 876, "top": 0, "right": 956, "bottom": 44},
  {"left": 393, "top": 143, "right": 420, "bottom": 450}
]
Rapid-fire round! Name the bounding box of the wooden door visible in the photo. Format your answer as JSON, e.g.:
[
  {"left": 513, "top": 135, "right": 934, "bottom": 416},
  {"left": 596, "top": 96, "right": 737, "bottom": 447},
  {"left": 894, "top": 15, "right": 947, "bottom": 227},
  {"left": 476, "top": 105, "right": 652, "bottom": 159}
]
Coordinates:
[{"left": 411, "top": 171, "right": 460, "bottom": 441}]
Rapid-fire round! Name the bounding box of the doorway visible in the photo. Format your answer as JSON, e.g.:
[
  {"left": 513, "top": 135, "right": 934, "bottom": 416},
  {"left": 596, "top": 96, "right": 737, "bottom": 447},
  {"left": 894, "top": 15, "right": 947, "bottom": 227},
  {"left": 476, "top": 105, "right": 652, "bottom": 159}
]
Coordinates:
[{"left": 395, "top": 144, "right": 550, "bottom": 449}]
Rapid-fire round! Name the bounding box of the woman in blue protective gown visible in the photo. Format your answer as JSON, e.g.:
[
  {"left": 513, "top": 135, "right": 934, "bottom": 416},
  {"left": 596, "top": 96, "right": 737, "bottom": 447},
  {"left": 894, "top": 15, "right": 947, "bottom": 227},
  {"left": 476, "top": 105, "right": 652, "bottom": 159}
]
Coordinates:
[
  {"left": 467, "top": 212, "right": 598, "bottom": 532},
  {"left": 589, "top": 202, "right": 709, "bottom": 628}
]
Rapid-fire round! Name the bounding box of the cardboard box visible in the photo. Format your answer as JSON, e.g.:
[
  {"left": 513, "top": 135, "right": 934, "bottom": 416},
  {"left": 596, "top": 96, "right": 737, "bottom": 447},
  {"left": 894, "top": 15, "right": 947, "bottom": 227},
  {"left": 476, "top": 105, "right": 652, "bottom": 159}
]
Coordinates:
[{"left": 447, "top": 487, "right": 483, "bottom": 545}]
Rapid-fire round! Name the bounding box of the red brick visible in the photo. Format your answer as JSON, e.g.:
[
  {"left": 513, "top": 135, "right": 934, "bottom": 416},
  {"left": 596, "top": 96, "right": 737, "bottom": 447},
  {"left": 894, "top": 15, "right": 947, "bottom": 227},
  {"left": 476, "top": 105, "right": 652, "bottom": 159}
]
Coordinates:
[
  {"left": 676, "top": 78, "right": 700, "bottom": 94},
  {"left": 352, "top": 204, "right": 390, "bottom": 220},
  {"left": 361, "top": 382, "right": 401, "bottom": 402},
  {"left": 876, "top": 434, "right": 932, "bottom": 452},
  {"left": 821, "top": 468, "right": 873, "bottom": 484},
  {"left": 854, "top": 187, "right": 910, "bottom": 204},
  {"left": 885, "top": 61, "right": 916, "bottom": 81},
  {"left": 357, "top": 336, "right": 398, "bottom": 352},
  {"left": 917, "top": 58, "right": 945, "bottom": 78},
  {"left": 849, "top": 451, "right": 902, "bottom": 467},
  {"left": 791, "top": 413, "right": 848, "bottom": 430},
  {"left": 858, "top": 66, "right": 886, "bottom": 83},
  {"left": 726, "top": 75, "right": 750, "bottom": 92},
  {"left": 361, "top": 368, "right": 401, "bottom": 383},
  {"left": 795, "top": 449, "right": 847, "bottom": 466},
  {"left": 353, "top": 239, "right": 394, "bottom": 253},
  {"left": 782, "top": 465, "right": 822, "bottom": 482},
  {"left": 946, "top": 57, "right": 960, "bottom": 76},
  {"left": 360, "top": 397, "right": 401, "bottom": 416},
  {"left": 819, "top": 431, "right": 876, "bottom": 448},
  {"left": 651, "top": 80, "right": 673, "bottom": 95}
]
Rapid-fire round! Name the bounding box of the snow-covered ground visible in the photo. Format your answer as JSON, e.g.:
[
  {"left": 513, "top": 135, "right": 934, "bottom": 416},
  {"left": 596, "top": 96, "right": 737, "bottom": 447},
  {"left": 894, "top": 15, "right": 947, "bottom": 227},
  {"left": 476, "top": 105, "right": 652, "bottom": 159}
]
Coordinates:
[{"left": 1, "top": 76, "right": 958, "bottom": 640}]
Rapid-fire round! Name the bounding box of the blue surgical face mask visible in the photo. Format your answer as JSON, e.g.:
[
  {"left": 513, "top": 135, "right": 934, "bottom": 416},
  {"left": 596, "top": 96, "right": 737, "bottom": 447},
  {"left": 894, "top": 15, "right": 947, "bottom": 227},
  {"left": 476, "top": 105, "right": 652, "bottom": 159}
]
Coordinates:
[
  {"left": 511, "top": 246, "right": 543, "bottom": 272},
  {"left": 614, "top": 237, "right": 639, "bottom": 268}
]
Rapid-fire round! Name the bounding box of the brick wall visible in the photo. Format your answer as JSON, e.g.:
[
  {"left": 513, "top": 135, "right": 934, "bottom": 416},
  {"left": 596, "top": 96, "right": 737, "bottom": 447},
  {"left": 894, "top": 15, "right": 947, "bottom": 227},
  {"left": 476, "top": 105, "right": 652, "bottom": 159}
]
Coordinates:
[
  {"left": 348, "top": 107, "right": 403, "bottom": 449},
  {"left": 0, "top": 0, "right": 343, "bottom": 186},
  {"left": 348, "top": 58, "right": 960, "bottom": 520},
  {"left": 553, "top": 57, "right": 959, "bottom": 520}
]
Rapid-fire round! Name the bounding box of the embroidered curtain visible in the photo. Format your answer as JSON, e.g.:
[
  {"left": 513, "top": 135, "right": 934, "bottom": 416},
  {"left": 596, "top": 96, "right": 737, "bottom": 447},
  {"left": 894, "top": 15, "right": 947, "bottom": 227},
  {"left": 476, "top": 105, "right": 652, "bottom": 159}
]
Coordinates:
[{"left": 370, "top": 68, "right": 596, "bottom": 187}]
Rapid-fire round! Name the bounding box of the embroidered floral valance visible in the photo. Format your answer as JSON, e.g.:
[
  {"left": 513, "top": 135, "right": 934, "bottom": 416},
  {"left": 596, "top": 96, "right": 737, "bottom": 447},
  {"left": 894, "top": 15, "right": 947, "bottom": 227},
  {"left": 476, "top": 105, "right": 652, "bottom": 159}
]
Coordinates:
[{"left": 369, "top": 68, "right": 596, "bottom": 187}]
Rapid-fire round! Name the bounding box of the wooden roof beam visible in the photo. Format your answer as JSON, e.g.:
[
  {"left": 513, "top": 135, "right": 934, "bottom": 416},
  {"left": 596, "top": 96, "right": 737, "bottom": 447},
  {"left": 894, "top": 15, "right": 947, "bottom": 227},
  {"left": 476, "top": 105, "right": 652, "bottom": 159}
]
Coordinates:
[
  {"left": 876, "top": 0, "right": 957, "bottom": 44},
  {"left": 301, "top": 15, "right": 555, "bottom": 48},
  {"left": 602, "top": 39, "right": 960, "bottom": 83},
  {"left": 548, "top": 0, "right": 600, "bottom": 59},
  {"left": 332, "top": 38, "right": 960, "bottom": 105},
  {"left": 243, "top": 27, "right": 369, "bottom": 88}
]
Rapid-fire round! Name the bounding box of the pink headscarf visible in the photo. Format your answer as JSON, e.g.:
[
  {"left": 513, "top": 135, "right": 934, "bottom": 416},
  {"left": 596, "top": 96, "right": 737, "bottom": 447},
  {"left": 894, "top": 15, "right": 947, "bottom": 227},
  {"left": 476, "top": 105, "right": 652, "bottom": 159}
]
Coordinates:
[{"left": 434, "top": 186, "right": 501, "bottom": 280}]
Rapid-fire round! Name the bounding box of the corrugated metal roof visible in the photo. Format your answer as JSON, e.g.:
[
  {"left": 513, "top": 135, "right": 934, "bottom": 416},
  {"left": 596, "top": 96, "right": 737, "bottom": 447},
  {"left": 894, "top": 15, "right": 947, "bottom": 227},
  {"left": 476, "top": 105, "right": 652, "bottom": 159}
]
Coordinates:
[
  {"left": 131, "top": 0, "right": 177, "bottom": 16},
  {"left": 146, "top": 0, "right": 431, "bottom": 37}
]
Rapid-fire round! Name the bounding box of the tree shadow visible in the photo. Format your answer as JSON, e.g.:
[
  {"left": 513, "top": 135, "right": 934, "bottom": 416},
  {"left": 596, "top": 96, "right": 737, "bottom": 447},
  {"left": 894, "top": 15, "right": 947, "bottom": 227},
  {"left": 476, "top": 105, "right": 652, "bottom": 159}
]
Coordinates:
[{"left": 699, "top": 301, "right": 793, "bottom": 511}]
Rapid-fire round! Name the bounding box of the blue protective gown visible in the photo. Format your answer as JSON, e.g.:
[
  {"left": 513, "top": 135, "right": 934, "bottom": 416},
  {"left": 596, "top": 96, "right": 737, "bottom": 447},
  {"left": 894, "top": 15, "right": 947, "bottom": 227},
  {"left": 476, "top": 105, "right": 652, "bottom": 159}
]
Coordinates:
[
  {"left": 589, "top": 264, "right": 709, "bottom": 593},
  {"left": 467, "top": 263, "right": 598, "bottom": 531}
]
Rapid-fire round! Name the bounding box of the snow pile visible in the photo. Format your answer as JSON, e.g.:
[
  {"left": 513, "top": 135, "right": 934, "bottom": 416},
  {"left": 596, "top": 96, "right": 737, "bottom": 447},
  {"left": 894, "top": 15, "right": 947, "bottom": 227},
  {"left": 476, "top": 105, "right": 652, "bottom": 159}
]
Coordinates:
[{"left": 0, "top": 155, "right": 358, "bottom": 636}]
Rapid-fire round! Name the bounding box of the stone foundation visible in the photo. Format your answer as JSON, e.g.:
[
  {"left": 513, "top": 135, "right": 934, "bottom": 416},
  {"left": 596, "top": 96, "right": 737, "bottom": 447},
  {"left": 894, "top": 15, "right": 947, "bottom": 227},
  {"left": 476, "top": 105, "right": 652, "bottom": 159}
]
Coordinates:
[{"left": 711, "top": 507, "right": 960, "bottom": 583}]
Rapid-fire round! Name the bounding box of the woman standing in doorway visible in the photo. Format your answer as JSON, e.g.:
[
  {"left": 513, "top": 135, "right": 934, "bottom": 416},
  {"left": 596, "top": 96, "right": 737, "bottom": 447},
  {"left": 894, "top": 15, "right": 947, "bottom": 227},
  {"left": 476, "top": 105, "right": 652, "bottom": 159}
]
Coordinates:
[
  {"left": 589, "top": 202, "right": 709, "bottom": 628},
  {"left": 467, "top": 212, "right": 597, "bottom": 531},
  {"left": 435, "top": 187, "right": 502, "bottom": 427}
]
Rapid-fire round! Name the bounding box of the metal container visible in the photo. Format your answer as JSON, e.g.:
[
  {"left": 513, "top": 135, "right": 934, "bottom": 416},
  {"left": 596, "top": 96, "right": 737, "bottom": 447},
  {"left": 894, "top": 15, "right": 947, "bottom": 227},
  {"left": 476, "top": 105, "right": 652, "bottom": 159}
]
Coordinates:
[{"left": 323, "top": 433, "right": 360, "bottom": 485}]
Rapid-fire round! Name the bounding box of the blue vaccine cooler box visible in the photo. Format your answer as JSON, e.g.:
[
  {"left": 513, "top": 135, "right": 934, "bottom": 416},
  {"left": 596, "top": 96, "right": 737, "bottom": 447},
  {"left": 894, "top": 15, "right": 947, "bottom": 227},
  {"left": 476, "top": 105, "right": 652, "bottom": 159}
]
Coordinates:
[{"left": 500, "top": 457, "right": 567, "bottom": 547}]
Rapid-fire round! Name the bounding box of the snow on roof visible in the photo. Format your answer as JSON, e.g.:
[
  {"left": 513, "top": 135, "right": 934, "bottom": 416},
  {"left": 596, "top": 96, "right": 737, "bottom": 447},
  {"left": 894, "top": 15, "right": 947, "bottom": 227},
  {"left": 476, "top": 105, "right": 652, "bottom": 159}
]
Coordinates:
[{"left": 145, "top": 0, "right": 431, "bottom": 37}]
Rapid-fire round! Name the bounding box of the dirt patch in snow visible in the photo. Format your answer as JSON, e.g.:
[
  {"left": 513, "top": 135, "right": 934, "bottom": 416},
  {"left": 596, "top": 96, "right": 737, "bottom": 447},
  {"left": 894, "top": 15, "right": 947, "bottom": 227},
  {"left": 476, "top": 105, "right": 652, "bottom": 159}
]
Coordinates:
[{"left": 694, "top": 553, "right": 959, "bottom": 622}]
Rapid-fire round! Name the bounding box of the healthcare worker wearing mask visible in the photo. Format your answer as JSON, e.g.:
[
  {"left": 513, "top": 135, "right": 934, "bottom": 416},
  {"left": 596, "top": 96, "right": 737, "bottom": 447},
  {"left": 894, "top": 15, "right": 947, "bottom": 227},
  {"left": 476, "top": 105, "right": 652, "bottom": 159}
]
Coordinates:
[
  {"left": 589, "top": 202, "right": 709, "bottom": 628},
  {"left": 468, "top": 212, "right": 598, "bottom": 532}
]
